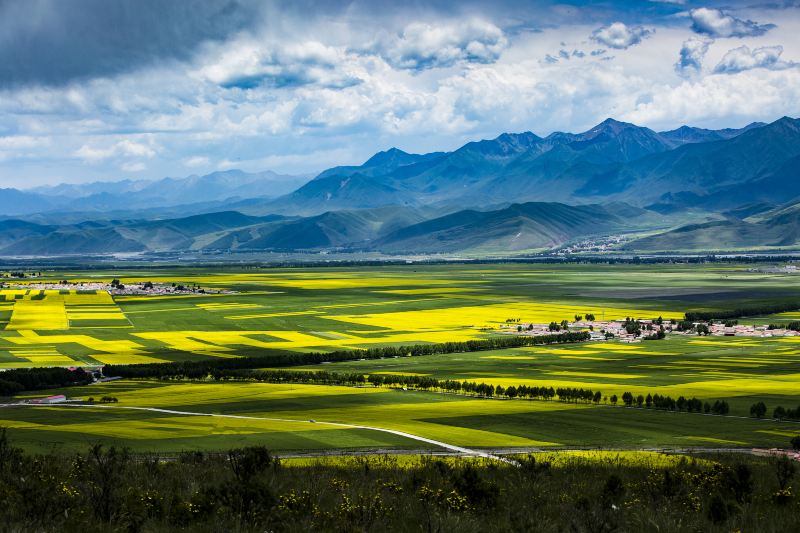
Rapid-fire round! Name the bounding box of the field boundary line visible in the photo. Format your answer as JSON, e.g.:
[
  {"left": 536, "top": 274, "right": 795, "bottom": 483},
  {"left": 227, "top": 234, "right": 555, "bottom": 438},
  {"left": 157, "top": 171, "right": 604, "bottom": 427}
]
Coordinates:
[{"left": 1, "top": 403, "right": 519, "bottom": 466}]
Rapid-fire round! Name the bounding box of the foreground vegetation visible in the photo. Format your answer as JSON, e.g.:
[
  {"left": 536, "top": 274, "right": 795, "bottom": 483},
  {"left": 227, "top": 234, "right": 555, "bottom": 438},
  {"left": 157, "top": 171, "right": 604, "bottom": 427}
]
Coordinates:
[{"left": 1, "top": 429, "right": 797, "bottom": 532}]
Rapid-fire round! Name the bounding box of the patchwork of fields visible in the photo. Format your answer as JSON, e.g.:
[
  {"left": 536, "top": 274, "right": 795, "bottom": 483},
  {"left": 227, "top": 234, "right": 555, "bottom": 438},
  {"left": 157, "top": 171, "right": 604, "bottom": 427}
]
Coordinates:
[
  {"left": 1, "top": 263, "right": 799, "bottom": 369},
  {"left": 1, "top": 263, "right": 799, "bottom": 453},
  {"left": 292, "top": 336, "right": 800, "bottom": 412}
]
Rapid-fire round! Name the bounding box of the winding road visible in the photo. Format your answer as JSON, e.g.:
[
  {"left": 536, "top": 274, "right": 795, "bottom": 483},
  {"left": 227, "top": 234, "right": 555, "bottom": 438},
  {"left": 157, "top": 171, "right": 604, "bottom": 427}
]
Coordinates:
[{"left": 2, "top": 403, "right": 519, "bottom": 465}]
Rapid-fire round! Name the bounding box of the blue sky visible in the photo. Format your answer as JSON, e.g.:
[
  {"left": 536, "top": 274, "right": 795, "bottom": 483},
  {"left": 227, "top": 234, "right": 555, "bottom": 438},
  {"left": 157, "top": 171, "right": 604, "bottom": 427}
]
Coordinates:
[{"left": 0, "top": 0, "right": 798, "bottom": 187}]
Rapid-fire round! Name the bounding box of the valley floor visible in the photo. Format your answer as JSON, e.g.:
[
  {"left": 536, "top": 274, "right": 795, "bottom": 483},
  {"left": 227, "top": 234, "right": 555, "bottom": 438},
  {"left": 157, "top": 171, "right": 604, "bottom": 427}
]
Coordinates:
[{"left": 1, "top": 262, "right": 799, "bottom": 455}]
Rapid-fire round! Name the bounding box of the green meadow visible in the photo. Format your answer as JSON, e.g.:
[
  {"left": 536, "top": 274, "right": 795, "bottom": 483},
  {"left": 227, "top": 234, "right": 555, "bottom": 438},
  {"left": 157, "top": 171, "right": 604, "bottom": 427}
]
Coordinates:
[
  {"left": 292, "top": 335, "right": 800, "bottom": 414},
  {"left": 2, "top": 379, "right": 798, "bottom": 453},
  {"left": 1, "top": 262, "right": 799, "bottom": 369},
  {"left": 1, "top": 262, "right": 799, "bottom": 453}
]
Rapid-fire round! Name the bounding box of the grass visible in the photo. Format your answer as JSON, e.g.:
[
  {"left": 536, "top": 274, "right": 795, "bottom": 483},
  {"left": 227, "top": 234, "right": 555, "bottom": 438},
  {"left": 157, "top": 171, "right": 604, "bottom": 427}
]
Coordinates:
[
  {"left": 290, "top": 335, "right": 800, "bottom": 414},
  {"left": 1, "top": 263, "right": 799, "bottom": 453},
  {"left": 2, "top": 380, "right": 798, "bottom": 453},
  {"left": 1, "top": 262, "right": 799, "bottom": 368}
]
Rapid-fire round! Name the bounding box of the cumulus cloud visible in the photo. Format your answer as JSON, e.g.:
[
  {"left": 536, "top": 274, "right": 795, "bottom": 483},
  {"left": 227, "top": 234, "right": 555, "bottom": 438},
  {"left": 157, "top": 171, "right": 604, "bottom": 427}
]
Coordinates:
[
  {"left": 675, "top": 37, "right": 712, "bottom": 77},
  {"left": 183, "top": 156, "right": 210, "bottom": 168},
  {"left": 0, "top": 136, "right": 51, "bottom": 150},
  {"left": 75, "top": 139, "right": 157, "bottom": 163},
  {"left": 197, "top": 39, "right": 360, "bottom": 90},
  {"left": 689, "top": 8, "right": 775, "bottom": 38},
  {"left": 713, "top": 45, "right": 795, "bottom": 74},
  {"left": 378, "top": 19, "right": 508, "bottom": 70},
  {"left": 591, "top": 22, "right": 653, "bottom": 50},
  {"left": 626, "top": 68, "right": 800, "bottom": 128},
  {"left": 121, "top": 161, "right": 146, "bottom": 172}
]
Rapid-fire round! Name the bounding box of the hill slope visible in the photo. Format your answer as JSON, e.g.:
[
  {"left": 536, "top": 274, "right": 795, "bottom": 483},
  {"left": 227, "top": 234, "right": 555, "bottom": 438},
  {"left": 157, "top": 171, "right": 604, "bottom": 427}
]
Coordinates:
[
  {"left": 624, "top": 200, "right": 800, "bottom": 252},
  {"left": 376, "top": 202, "right": 665, "bottom": 253}
]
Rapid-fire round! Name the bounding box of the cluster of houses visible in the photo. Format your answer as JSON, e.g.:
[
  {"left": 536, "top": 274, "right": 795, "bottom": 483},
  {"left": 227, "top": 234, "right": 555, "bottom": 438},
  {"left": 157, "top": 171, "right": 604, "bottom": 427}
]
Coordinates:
[
  {"left": 704, "top": 323, "right": 800, "bottom": 337},
  {"left": 502, "top": 317, "right": 800, "bottom": 343},
  {"left": 554, "top": 235, "right": 628, "bottom": 255},
  {"left": 5, "top": 280, "right": 234, "bottom": 296}
]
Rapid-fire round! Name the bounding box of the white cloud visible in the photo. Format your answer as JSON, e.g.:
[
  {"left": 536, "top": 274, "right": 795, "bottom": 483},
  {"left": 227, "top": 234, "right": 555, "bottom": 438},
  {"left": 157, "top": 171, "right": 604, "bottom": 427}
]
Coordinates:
[
  {"left": 0, "top": 136, "right": 51, "bottom": 150},
  {"left": 75, "top": 139, "right": 157, "bottom": 162},
  {"left": 625, "top": 68, "right": 800, "bottom": 127},
  {"left": 121, "top": 161, "right": 146, "bottom": 172},
  {"left": 713, "top": 45, "right": 794, "bottom": 74},
  {"left": 675, "top": 37, "right": 712, "bottom": 77},
  {"left": 197, "top": 39, "right": 359, "bottom": 89},
  {"left": 183, "top": 156, "right": 209, "bottom": 168},
  {"left": 378, "top": 19, "right": 508, "bottom": 70},
  {"left": 689, "top": 8, "right": 774, "bottom": 38},
  {"left": 0, "top": 4, "right": 798, "bottom": 186},
  {"left": 591, "top": 22, "right": 653, "bottom": 50}
]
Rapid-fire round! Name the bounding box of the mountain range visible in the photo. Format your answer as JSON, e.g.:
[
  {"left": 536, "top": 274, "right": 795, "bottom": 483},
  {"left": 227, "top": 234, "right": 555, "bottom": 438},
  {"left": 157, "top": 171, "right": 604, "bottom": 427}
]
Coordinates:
[
  {"left": 1, "top": 169, "right": 309, "bottom": 218},
  {"left": 249, "top": 118, "right": 783, "bottom": 216},
  {"left": 1, "top": 116, "right": 798, "bottom": 256}
]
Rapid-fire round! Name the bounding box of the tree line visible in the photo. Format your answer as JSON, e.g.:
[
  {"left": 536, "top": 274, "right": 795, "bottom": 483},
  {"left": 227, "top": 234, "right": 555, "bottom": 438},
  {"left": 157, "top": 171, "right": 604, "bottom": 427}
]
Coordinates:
[
  {"left": 768, "top": 322, "right": 800, "bottom": 331},
  {"left": 747, "top": 402, "right": 800, "bottom": 421},
  {"left": 174, "top": 367, "right": 733, "bottom": 416},
  {"left": 0, "top": 367, "right": 92, "bottom": 396},
  {"left": 106, "top": 331, "right": 591, "bottom": 380},
  {"left": 685, "top": 302, "right": 800, "bottom": 322}
]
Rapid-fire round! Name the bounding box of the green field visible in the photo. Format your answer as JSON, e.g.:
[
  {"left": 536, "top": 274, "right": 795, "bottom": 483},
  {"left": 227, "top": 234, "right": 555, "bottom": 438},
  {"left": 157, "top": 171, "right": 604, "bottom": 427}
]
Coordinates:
[
  {"left": 1, "top": 262, "right": 800, "bottom": 368},
  {"left": 1, "top": 262, "right": 800, "bottom": 453},
  {"left": 2, "top": 378, "right": 799, "bottom": 454},
  {"left": 292, "top": 335, "right": 800, "bottom": 413}
]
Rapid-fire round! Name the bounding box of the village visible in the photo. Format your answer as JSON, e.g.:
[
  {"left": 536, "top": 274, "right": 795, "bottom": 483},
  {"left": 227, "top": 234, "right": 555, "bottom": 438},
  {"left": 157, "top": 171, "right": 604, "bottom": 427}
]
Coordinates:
[
  {"left": 0, "top": 278, "right": 235, "bottom": 296},
  {"left": 500, "top": 316, "right": 800, "bottom": 343}
]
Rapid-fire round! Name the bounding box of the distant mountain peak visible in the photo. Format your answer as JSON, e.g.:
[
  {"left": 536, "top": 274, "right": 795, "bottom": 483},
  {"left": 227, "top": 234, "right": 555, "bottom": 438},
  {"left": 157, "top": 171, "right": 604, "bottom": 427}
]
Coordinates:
[
  {"left": 773, "top": 116, "right": 799, "bottom": 130},
  {"left": 495, "top": 131, "right": 541, "bottom": 143},
  {"left": 585, "top": 117, "right": 639, "bottom": 136},
  {"left": 363, "top": 147, "right": 414, "bottom": 167}
]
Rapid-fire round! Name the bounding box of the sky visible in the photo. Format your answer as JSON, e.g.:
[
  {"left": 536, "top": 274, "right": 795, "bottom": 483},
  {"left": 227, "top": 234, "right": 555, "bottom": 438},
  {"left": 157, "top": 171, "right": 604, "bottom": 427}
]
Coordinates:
[{"left": 0, "top": 0, "right": 798, "bottom": 188}]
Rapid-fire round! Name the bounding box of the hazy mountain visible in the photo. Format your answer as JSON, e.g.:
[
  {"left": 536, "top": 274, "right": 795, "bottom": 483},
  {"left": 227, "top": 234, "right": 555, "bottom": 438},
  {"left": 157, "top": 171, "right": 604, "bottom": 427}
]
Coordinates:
[
  {"left": 24, "top": 169, "right": 311, "bottom": 215},
  {"left": 0, "top": 211, "right": 285, "bottom": 255},
  {"left": 0, "top": 116, "right": 796, "bottom": 255},
  {"left": 0, "top": 188, "right": 65, "bottom": 216},
  {"left": 0, "top": 207, "right": 434, "bottom": 255}
]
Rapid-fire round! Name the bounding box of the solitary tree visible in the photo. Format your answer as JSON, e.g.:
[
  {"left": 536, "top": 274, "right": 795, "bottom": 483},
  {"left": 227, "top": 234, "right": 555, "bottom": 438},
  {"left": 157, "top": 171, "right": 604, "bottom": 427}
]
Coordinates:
[{"left": 750, "top": 402, "right": 767, "bottom": 418}]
